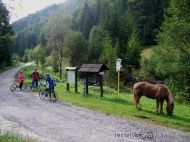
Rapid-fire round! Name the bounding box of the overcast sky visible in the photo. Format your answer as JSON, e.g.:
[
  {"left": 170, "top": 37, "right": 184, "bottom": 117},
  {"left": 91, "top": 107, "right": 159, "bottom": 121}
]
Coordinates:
[{"left": 2, "top": 0, "right": 66, "bottom": 23}]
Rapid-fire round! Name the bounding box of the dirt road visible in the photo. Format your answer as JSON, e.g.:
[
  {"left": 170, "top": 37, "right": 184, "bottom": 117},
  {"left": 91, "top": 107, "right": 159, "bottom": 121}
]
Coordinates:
[{"left": 0, "top": 67, "right": 190, "bottom": 142}]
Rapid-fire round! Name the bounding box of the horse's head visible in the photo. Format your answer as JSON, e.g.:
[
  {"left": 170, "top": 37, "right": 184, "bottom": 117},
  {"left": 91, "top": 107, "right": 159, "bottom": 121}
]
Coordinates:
[
  {"left": 166, "top": 102, "right": 174, "bottom": 116},
  {"left": 166, "top": 88, "right": 174, "bottom": 116}
]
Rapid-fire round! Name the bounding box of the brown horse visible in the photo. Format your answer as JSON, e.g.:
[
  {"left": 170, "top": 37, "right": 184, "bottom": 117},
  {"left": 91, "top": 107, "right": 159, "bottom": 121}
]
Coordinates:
[{"left": 133, "top": 82, "right": 174, "bottom": 116}]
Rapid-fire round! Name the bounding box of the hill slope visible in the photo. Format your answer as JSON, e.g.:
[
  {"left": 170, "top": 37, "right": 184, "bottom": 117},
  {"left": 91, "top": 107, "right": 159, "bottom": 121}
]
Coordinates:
[{"left": 11, "top": 0, "right": 84, "bottom": 56}]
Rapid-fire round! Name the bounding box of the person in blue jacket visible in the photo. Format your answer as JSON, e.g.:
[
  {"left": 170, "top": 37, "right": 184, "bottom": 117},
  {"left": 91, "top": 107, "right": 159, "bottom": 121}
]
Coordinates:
[{"left": 45, "top": 73, "right": 56, "bottom": 93}]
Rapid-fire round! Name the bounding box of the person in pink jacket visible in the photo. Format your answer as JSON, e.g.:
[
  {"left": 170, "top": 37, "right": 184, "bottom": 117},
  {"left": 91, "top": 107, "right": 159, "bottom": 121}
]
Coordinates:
[{"left": 18, "top": 70, "right": 24, "bottom": 89}]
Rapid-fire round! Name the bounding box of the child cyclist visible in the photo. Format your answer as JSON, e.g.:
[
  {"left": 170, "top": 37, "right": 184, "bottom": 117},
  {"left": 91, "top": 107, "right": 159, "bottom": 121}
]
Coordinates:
[
  {"left": 31, "top": 68, "right": 40, "bottom": 89},
  {"left": 45, "top": 73, "right": 56, "bottom": 98},
  {"left": 18, "top": 70, "right": 24, "bottom": 90}
]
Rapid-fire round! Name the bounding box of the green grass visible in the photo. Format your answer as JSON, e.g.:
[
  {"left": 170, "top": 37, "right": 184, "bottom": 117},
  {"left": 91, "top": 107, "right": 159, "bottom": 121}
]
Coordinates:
[
  {"left": 16, "top": 65, "right": 190, "bottom": 131},
  {"left": 55, "top": 83, "right": 190, "bottom": 132},
  {"left": 0, "top": 134, "right": 34, "bottom": 142},
  {"left": 20, "top": 64, "right": 63, "bottom": 86}
]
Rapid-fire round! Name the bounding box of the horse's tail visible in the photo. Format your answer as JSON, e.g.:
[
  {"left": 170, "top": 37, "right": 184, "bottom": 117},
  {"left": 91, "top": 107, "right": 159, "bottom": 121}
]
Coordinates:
[
  {"left": 133, "top": 89, "right": 135, "bottom": 105},
  {"left": 133, "top": 85, "right": 137, "bottom": 106}
]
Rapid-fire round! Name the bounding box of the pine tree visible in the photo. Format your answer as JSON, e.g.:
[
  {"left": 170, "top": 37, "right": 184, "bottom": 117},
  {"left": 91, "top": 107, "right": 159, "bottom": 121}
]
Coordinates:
[{"left": 0, "top": 1, "right": 13, "bottom": 67}]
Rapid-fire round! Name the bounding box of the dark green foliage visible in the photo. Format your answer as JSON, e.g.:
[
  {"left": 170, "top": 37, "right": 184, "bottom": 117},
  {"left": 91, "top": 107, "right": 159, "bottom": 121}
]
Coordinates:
[
  {"left": 100, "top": 35, "right": 118, "bottom": 87},
  {"left": 137, "top": 0, "right": 190, "bottom": 102},
  {"left": 100, "top": 1, "right": 142, "bottom": 72},
  {"left": 158, "top": 0, "right": 190, "bottom": 102},
  {"left": 51, "top": 52, "right": 59, "bottom": 73},
  {"left": 127, "top": 0, "right": 169, "bottom": 45},
  {"left": 79, "top": 2, "right": 93, "bottom": 39},
  {"left": 64, "top": 31, "right": 87, "bottom": 67},
  {"left": 88, "top": 25, "right": 104, "bottom": 63},
  {"left": 0, "top": 1, "right": 13, "bottom": 68},
  {"left": 72, "top": 1, "right": 101, "bottom": 39}
]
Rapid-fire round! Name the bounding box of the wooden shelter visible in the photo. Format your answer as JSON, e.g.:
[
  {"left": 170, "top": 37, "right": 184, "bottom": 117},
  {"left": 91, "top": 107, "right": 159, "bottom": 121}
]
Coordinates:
[{"left": 79, "top": 64, "right": 108, "bottom": 97}]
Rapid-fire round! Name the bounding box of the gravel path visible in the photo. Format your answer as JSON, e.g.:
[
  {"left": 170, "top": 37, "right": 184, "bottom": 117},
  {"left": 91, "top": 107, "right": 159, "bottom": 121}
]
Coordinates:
[{"left": 0, "top": 66, "right": 190, "bottom": 142}]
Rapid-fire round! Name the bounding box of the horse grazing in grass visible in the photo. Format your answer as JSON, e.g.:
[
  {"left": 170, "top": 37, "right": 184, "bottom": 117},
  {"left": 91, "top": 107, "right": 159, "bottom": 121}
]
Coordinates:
[{"left": 133, "top": 82, "right": 174, "bottom": 116}]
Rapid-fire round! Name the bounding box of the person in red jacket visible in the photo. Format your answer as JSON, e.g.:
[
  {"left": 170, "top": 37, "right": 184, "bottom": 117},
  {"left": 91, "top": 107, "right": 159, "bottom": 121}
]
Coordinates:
[
  {"left": 18, "top": 70, "right": 24, "bottom": 90},
  {"left": 31, "top": 68, "right": 40, "bottom": 89}
]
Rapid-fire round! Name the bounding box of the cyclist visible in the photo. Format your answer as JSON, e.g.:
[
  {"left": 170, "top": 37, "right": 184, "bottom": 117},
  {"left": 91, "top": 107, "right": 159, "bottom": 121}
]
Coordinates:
[
  {"left": 18, "top": 70, "right": 24, "bottom": 90},
  {"left": 45, "top": 73, "right": 56, "bottom": 98},
  {"left": 31, "top": 68, "right": 40, "bottom": 89}
]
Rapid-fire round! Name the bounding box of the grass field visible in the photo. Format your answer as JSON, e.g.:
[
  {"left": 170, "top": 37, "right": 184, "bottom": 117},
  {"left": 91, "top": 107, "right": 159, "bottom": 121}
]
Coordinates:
[
  {"left": 0, "top": 134, "right": 34, "bottom": 142},
  {"left": 19, "top": 64, "right": 190, "bottom": 132}
]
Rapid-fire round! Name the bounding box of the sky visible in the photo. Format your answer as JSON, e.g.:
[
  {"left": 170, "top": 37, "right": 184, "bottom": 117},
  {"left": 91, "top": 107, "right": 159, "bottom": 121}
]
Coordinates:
[{"left": 2, "top": 0, "right": 66, "bottom": 23}]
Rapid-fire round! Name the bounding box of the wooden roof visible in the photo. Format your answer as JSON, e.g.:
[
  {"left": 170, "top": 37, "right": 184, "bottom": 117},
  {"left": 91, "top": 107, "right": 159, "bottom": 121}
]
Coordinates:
[
  {"left": 79, "top": 64, "right": 108, "bottom": 73},
  {"left": 66, "top": 67, "right": 77, "bottom": 71}
]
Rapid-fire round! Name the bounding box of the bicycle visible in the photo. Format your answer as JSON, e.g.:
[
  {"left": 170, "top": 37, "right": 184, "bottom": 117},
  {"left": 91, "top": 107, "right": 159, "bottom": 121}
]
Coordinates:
[
  {"left": 10, "top": 82, "right": 28, "bottom": 92},
  {"left": 29, "top": 80, "right": 41, "bottom": 91},
  {"left": 38, "top": 84, "right": 58, "bottom": 102}
]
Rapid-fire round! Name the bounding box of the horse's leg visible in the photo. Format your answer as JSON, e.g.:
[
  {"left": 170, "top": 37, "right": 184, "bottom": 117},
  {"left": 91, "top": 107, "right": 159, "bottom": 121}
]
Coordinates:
[
  {"left": 160, "top": 100, "right": 164, "bottom": 114},
  {"left": 134, "top": 91, "right": 142, "bottom": 110},
  {"left": 156, "top": 99, "right": 159, "bottom": 114},
  {"left": 136, "top": 94, "right": 142, "bottom": 110},
  {"left": 134, "top": 91, "right": 137, "bottom": 108}
]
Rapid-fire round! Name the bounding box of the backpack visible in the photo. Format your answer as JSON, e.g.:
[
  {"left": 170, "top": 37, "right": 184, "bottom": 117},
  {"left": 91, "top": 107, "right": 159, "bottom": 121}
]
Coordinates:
[{"left": 52, "top": 79, "right": 56, "bottom": 86}]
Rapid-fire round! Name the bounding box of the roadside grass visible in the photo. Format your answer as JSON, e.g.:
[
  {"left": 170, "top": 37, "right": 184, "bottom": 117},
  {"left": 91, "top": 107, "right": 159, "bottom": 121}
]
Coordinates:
[
  {"left": 18, "top": 65, "right": 190, "bottom": 132},
  {"left": 55, "top": 83, "right": 190, "bottom": 132},
  {"left": 0, "top": 134, "right": 34, "bottom": 142}
]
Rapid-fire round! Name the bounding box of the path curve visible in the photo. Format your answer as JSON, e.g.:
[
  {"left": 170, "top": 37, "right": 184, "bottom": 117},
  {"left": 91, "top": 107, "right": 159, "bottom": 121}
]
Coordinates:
[{"left": 0, "top": 66, "right": 190, "bottom": 142}]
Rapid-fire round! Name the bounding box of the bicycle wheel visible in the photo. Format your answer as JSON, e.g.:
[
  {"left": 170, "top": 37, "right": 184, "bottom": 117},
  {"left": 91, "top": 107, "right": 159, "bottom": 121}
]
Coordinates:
[
  {"left": 38, "top": 84, "right": 46, "bottom": 94},
  {"left": 10, "top": 83, "right": 17, "bottom": 92},
  {"left": 22, "top": 84, "right": 27, "bottom": 90},
  {"left": 48, "top": 91, "right": 58, "bottom": 102},
  {"left": 39, "top": 91, "right": 47, "bottom": 100}
]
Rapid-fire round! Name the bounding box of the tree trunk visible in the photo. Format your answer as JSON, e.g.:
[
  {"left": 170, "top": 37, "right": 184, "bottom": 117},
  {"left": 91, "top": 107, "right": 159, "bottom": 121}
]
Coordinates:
[
  {"left": 60, "top": 42, "right": 63, "bottom": 79},
  {"left": 59, "top": 62, "right": 62, "bottom": 79}
]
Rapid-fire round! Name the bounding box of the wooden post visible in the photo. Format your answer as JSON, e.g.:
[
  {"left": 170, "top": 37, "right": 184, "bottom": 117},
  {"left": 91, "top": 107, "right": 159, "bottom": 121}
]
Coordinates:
[
  {"left": 85, "top": 72, "right": 89, "bottom": 95},
  {"left": 100, "top": 74, "right": 103, "bottom": 97},
  {"left": 118, "top": 70, "right": 120, "bottom": 99},
  {"left": 75, "top": 69, "right": 78, "bottom": 93},
  {"left": 66, "top": 83, "right": 69, "bottom": 91}
]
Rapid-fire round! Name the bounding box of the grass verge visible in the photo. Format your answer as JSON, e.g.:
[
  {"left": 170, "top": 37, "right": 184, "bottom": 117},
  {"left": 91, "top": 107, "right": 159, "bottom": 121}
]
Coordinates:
[
  {"left": 0, "top": 134, "right": 34, "bottom": 142},
  {"left": 55, "top": 83, "right": 190, "bottom": 132}
]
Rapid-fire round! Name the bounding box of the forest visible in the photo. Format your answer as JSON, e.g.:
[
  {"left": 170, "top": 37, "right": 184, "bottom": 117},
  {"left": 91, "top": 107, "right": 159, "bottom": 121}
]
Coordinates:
[{"left": 1, "top": 0, "right": 190, "bottom": 103}]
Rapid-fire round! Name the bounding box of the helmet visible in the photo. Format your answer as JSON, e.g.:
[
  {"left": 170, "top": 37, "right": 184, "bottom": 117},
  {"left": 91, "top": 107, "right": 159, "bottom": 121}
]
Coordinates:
[{"left": 45, "top": 73, "right": 50, "bottom": 77}]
